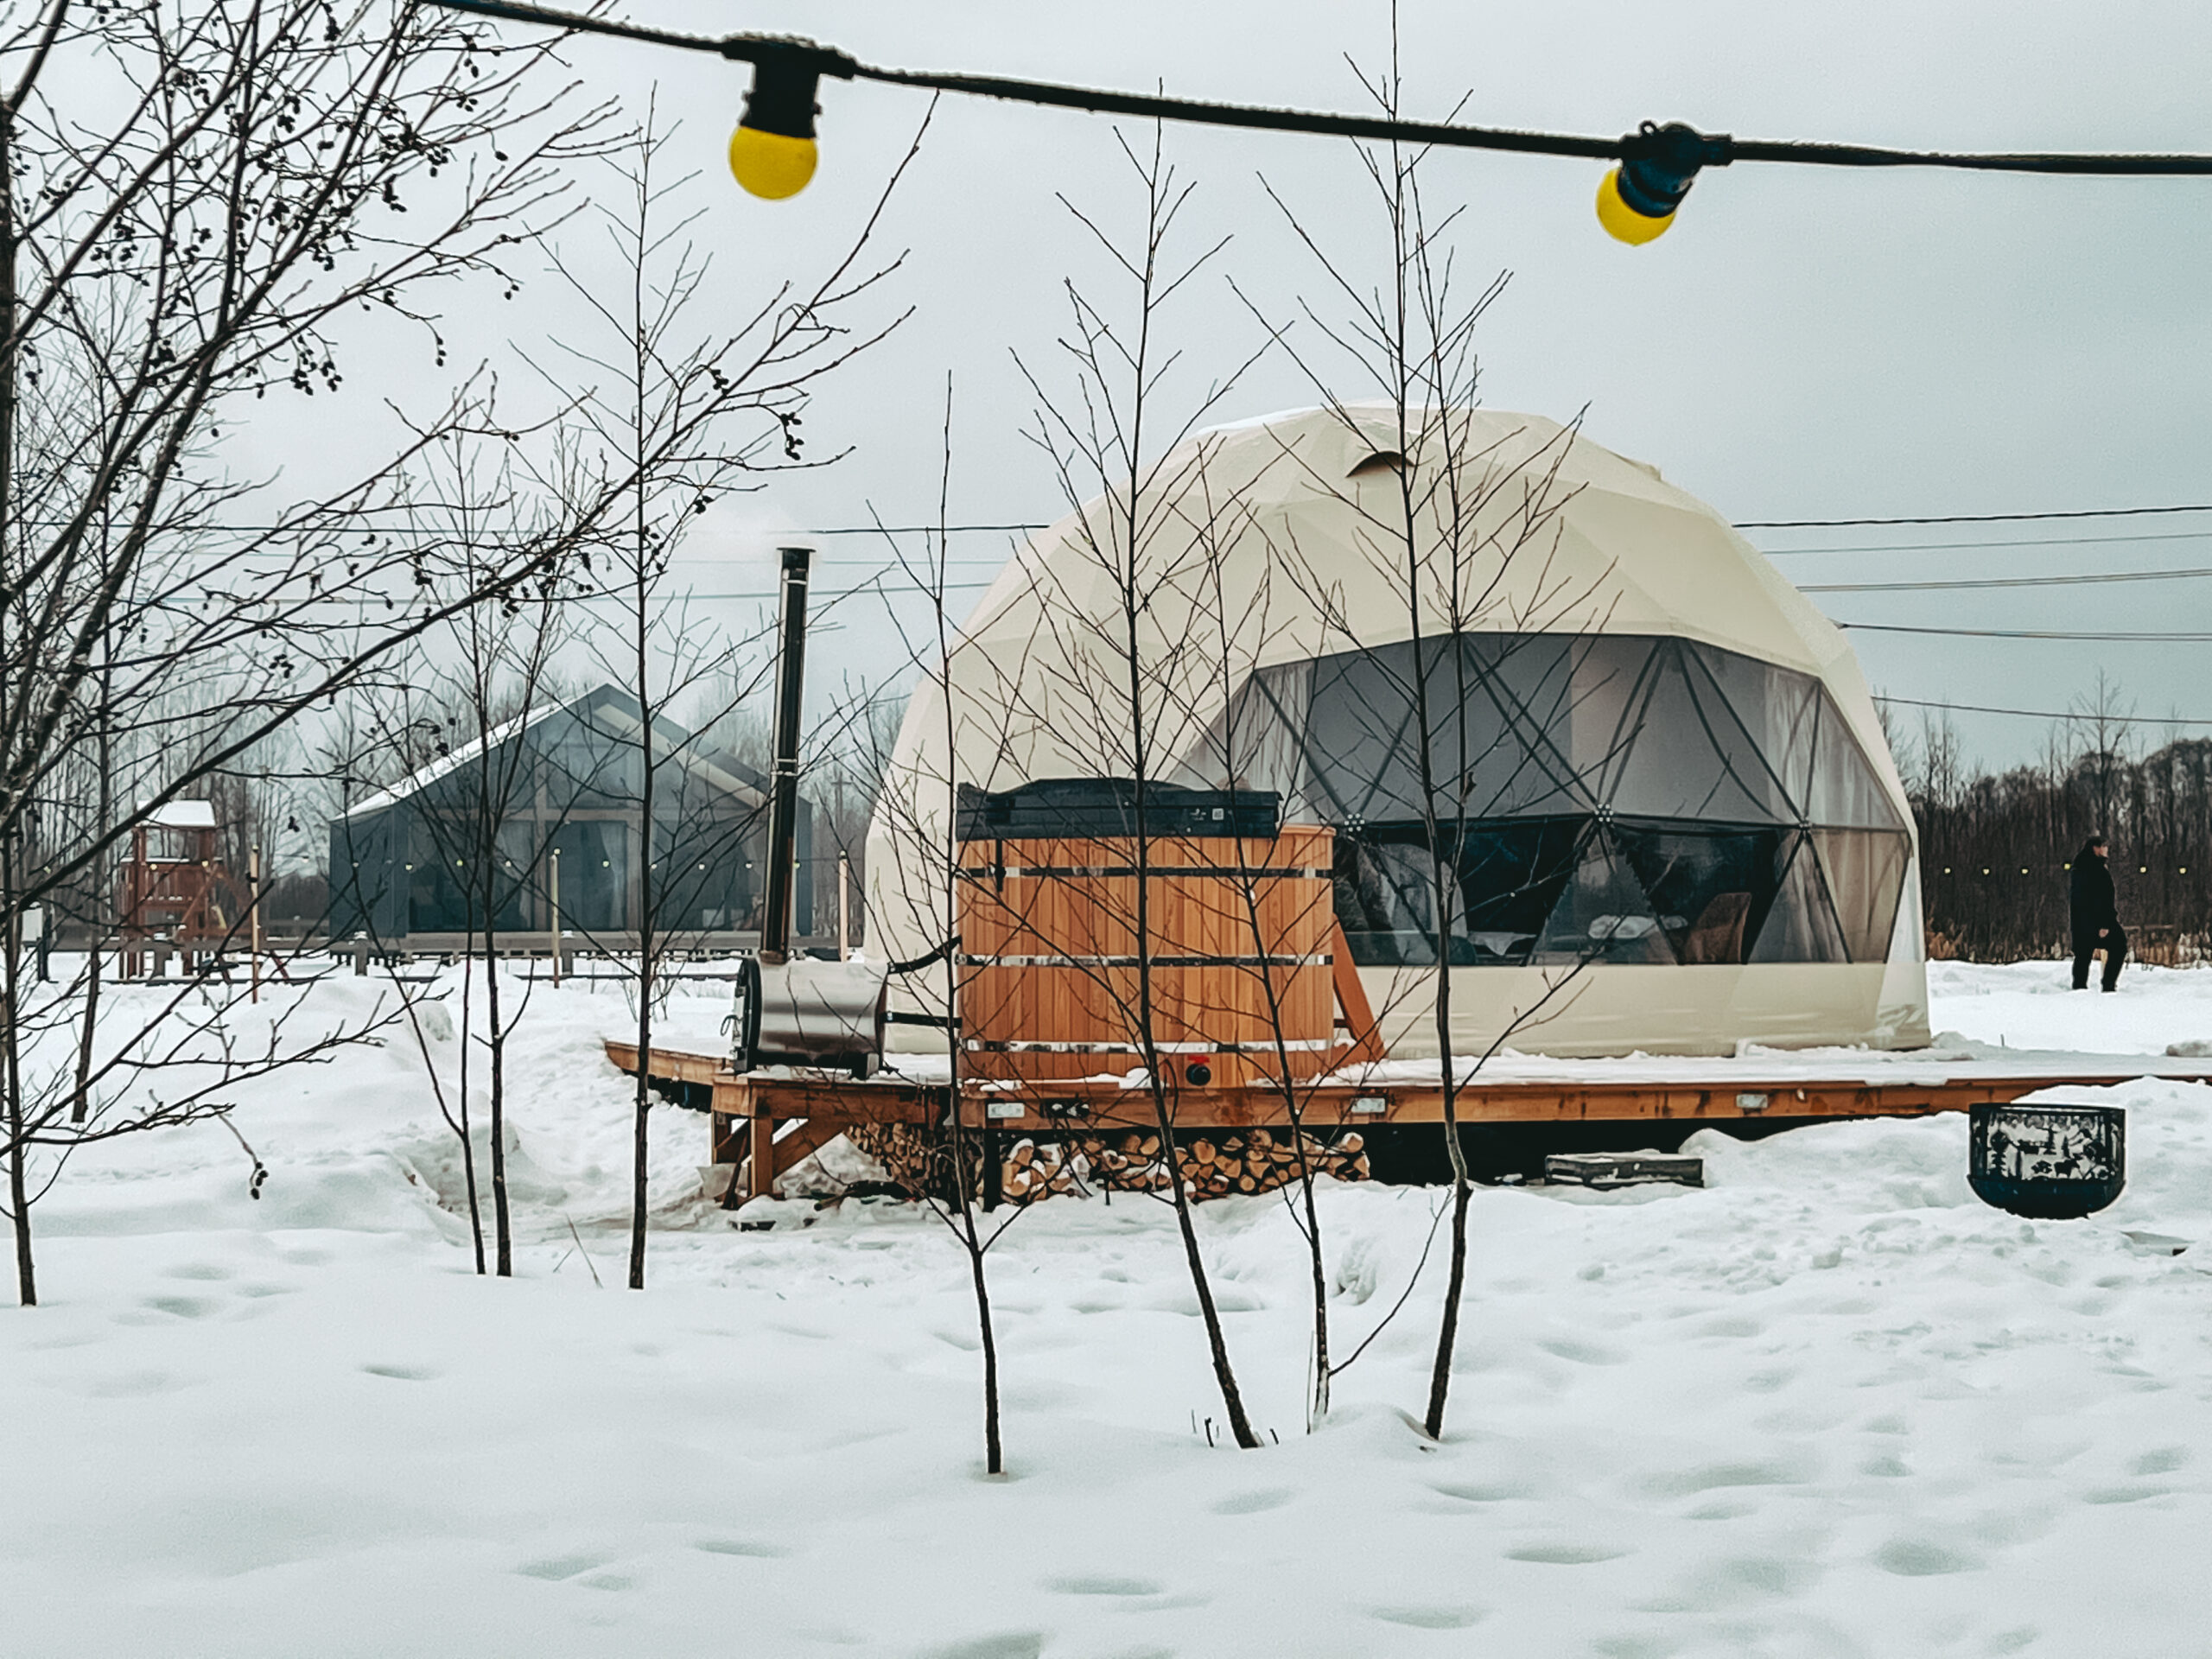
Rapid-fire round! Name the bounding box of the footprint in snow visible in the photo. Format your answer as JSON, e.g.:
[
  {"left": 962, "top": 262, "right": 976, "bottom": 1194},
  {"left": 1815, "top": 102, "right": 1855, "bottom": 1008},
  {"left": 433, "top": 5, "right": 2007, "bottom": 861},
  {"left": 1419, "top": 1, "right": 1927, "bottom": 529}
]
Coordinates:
[
  {"left": 1872, "top": 1539, "right": 1981, "bottom": 1577},
  {"left": 1505, "top": 1541, "right": 1633, "bottom": 1566},
  {"left": 1640, "top": 1456, "right": 1815, "bottom": 1498},
  {"left": 141, "top": 1295, "right": 219, "bottom": 1320},
  {"left": 517, "top": 1551, "right": 608, "bottom": 1582},
  {"left": 923, "top": 1636, "right": 1044, "bottom": 1659},
  {"left": 361, "top": 1363, "right": 438, "bottom": 1382},
  {"left": 1537, "top": 1336, "right": 1628, "bottom": 1365},
  {"left": 84, "top": 1370, "right": 187, "bottom": 1399},
  {"left": 1372, "top": 1605, "right": 1484, "bottom": 1630},
  {"left": 696, "top": 1538, "right": 791, "bottom": 1559},
  {"left": 1430, "top": 1480, "right": 1534, "bottom": 1503},
  {"left": 1211, "top": 1487, "right": 1297, "bottom": 1516},
  {"left": 1043, "top": 1575, "right": 1160, "bottom": 1597}
]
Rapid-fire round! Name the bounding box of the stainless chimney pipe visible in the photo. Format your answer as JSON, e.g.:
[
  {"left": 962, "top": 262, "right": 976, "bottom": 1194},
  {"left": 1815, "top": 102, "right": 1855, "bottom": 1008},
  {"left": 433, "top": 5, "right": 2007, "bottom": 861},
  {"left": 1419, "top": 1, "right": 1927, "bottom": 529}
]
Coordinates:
[{"left": 757, "top": 544, "right": 811, "bottom": 966}]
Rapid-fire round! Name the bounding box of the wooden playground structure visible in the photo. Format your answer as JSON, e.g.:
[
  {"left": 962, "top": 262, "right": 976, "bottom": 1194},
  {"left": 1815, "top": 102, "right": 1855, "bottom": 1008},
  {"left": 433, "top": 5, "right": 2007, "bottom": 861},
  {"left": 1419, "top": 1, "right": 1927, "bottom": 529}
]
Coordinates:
[
  {"left": 116, "top": 799, "right": 277, "bottom": 995},
  {"left": 118, "top": 801, "right": 235, "bottom": 978}
]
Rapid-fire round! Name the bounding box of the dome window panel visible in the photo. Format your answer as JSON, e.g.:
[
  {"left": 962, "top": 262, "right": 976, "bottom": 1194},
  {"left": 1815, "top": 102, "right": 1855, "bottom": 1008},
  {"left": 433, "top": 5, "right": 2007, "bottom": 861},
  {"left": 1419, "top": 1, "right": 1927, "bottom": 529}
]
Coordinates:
[
  {"left": 1295, "top": 641, "right": 1592, "bottom": 823},
  {"left": 1804, "top": 694, "right": 1909, "bottom": 831},
  {"left": 1446, "top": 817, "right": 1586, "bottom": 963},
  {"left": 1334, "top": 830, "right": 1452, "bottom": 967},
  {"left": 1747, "top": 833, "right": 1852, "bottom": 964},
  {"left": 1534, "top": 825, "right": 1680, "bottom": 966},
  {"left": 1185, "top": 658, "right": 1314, "bottom": 805},
  {"left": 1603, "top": 639, "right": 1796, "bottom": 824},
  {"left": 1811, "top": 827, "right": 1911, "bottom": 963},
  {"left": 1686, "top": 644, "right": 1823, "bottom": 815},
  {"left": 1334, "top": 817, "right": 1584, "bottom": 967},
  {"left": 1612, "top": 822, "right": 1789, "bottom": 965}
]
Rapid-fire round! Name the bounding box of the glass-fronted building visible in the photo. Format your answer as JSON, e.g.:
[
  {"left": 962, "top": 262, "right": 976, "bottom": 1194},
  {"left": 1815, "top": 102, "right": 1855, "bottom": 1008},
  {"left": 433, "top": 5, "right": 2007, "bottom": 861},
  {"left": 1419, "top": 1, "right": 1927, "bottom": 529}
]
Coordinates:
[{"left": 330, "top": 684, "right": 810, "bottom": 944}]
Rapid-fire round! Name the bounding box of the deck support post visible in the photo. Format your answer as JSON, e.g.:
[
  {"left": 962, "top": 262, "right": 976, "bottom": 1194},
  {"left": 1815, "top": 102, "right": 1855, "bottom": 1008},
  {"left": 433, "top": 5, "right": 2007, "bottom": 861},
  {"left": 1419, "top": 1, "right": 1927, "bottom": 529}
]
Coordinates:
[
  {"left": 980, "top": 1129, "right": 1002, "bottom": 1211},
  {"left": 747, "top": 1112, "right": 777, "bottom": 1201}
]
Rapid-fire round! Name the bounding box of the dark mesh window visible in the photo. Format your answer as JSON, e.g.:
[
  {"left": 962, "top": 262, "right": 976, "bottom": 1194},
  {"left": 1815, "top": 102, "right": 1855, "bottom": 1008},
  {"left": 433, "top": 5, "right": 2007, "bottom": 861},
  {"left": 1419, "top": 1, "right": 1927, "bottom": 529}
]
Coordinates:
[
  {"left": 1535, "top": 830, "right": 1677, "bottom": 965},
  {"left": 1613, "top": 822, "right": 1787, "bottom": 966},
  {"left": 1179, "top": 632, "right": 1910, "bottom": 966},
  {"left": 1335, "top": 818, "right": 1583, "bottom": 967}
]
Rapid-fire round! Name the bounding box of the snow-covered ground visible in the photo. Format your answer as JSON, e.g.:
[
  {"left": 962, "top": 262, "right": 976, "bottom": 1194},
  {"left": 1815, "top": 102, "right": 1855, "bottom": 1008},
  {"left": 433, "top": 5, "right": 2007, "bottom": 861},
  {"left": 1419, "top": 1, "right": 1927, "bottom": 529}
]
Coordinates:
[{"left": 5, "top": 959, "right": 2211, "bottom": 1656}]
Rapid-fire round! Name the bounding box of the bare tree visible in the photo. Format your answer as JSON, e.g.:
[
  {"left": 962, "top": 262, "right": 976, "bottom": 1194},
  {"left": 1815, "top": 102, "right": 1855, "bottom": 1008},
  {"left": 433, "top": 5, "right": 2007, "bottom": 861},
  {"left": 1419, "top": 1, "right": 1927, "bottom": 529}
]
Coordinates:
[
  {"left": 865, "top": 376, "right": 1028, "bottom": 1475},
  {"left": 1243, "top": 29, "right": 1605, "bottom": 1439},
  {"left": 531, "top": 99, "right": 927, "bottom": 1291},
  {"left": 399, "top": 442, "right": 581, "bottom": 1277},
  {"left": 1009, "top": 128, "right": 1274, "bottom": 1450},
  {"left": 0, "top": 0, "right": 616, "bottom": 1305}
]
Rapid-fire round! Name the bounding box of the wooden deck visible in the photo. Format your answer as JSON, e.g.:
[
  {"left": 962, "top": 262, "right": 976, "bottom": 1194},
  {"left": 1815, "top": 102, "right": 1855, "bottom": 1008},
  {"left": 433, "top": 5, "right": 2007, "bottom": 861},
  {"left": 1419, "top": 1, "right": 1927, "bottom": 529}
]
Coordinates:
[{"left": 605, "top": 1037, "right": 2212, "bottom": 1199}]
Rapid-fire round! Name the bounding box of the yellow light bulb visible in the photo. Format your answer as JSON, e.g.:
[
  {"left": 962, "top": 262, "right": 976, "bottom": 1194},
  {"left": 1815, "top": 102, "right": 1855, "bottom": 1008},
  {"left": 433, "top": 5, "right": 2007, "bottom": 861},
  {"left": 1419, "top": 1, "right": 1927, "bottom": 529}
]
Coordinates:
[
  {"left": 729, "top": 124, "right": 817, "bottom": 200},
  {"left": 1595, "top": 167, "right": 1674, "bottom": 245}
]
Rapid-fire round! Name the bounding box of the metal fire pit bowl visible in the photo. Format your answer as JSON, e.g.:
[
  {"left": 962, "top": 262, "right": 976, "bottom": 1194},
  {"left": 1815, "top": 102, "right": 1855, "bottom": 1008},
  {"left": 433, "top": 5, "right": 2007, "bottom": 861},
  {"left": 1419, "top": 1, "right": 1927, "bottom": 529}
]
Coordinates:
[{"left": 1968, "top": 1101, "right": 2126, "bottom": 1220}]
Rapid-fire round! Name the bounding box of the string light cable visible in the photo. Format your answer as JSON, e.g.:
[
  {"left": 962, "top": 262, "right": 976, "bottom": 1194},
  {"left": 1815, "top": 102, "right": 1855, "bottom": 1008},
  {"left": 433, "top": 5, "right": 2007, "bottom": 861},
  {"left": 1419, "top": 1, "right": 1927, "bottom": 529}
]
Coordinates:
[{"left": 421, "top": 0, "right": 2212, "bottom": 238}]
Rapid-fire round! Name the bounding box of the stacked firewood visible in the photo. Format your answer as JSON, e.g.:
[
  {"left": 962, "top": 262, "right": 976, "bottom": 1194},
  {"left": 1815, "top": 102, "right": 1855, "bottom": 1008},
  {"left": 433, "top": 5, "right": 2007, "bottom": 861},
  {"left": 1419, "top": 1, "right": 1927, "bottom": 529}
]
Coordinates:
[
  {"left": 844, "top": 1122, "right": 968, "bottom": 1198},
  {"left": 1001, "top": 1138, "right": 1082, "bottom": 1204},
  {"left": 1066, "top": 1127, "right": 1370, "bottom": 1200},
  {"left": 1176, "top": 1128, "right": 1369, "bottom": 1198},
  {"left": 843, "top": 1122, "right": 1370, "bottom": 1205}
]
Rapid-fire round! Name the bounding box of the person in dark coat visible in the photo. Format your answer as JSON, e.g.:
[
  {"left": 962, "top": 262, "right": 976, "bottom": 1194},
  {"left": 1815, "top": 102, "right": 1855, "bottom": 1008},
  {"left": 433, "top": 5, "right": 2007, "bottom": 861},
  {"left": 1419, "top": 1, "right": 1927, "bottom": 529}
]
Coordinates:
[{"left": 2069, "top": 835, "right": 2126, "bottom": 991}]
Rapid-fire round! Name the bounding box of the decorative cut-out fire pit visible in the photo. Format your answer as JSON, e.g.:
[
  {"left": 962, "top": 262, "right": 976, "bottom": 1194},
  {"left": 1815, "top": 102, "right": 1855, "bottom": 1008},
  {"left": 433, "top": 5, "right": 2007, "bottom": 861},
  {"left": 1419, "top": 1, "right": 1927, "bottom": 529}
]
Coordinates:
[{"left": 1968, "top": 1102, "right": 2126, "bottom": 1220}]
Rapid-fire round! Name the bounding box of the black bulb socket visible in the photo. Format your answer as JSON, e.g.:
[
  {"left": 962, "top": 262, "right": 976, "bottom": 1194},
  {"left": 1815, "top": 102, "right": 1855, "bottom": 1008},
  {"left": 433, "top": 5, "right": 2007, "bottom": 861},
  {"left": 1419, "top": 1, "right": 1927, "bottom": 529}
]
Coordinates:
[
  {"left": 1615, "top": 121, "right": 1736, "bottom": 219},
  {"left": 740, "top": 47, "right": 823, "bottom": 141}
]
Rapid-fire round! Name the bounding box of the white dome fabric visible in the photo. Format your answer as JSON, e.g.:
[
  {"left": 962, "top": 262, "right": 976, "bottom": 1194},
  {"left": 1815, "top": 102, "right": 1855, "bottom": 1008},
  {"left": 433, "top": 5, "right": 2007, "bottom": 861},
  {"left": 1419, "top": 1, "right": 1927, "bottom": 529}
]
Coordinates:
[{"left": 866, "top": 405, "right": 1930, "bottom": 1059}]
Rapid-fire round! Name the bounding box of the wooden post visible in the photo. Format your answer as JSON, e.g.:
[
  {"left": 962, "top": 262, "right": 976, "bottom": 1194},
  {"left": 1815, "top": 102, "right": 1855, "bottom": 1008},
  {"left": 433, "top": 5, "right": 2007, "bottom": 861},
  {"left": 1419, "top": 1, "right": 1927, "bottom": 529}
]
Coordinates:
[
  {"left": 352, "top": 938, "right": 369, "bottom": 977},
  {"left": 1330, "top": 920, "right": 1386, "bottom": 1065},
  {"left": 549, "top": 847, "right": 562, "bottom": 985},
  {"left": 249, "top": 843, "right": 262, "bottom": 1004},
  {"left": 836, "top": 850, "right": 850, "bottom": 960},
  {"left": 747, "top": 1111, "right": 776, "bottom": 1201}
]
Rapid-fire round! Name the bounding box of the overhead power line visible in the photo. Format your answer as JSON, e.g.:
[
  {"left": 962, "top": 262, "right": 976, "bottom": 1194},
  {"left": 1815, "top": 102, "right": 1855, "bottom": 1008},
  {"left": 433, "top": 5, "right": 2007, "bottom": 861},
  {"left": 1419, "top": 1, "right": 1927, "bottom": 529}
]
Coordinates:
[
  {"left": 811, "top": 523, "right": 1046, "bottom": 537},
  {"left": 1761, "top": 528, "right": 2212, "bottom": 557},
  {"left": 1743, "top": 503, "right": 2212, "bottom": 529},
  {"left": 1872, "top": 695, "right": 2212, "bottom": 728},
  {"left": 1801, "top": 565, "right": 2212, "bottom": 593},
  {"left": 1838, "top": 622, "right": 2212, "bottom": 642}
]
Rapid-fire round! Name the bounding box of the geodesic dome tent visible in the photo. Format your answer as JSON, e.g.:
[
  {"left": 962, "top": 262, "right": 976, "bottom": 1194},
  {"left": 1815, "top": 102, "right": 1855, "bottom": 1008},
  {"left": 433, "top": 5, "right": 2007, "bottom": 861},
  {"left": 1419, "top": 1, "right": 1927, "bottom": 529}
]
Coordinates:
[{"left": 867, "top": 404, "right": 1929, "bottom": 1058}]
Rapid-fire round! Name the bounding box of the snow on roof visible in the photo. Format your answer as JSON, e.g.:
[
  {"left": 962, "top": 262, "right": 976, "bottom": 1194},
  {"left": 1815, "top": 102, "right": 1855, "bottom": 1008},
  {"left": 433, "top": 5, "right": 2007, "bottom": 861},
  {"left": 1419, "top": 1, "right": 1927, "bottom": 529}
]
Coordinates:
[
  {"left": 341, "top": 684, "right": 769, "bottom": 820},
  {"left": 340, "top": 701, "right": 554, "bottom": 820},
  {"left": 146, "top": 800, "right": 217, "bottom": 830}
]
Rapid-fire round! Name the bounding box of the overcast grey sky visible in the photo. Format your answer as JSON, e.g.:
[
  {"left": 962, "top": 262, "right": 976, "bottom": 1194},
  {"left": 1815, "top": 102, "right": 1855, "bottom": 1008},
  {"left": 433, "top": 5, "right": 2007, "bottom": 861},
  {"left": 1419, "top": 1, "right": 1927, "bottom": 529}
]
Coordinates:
[{"left": 291, "top": 1, "right": 2212, "bottom": 772}]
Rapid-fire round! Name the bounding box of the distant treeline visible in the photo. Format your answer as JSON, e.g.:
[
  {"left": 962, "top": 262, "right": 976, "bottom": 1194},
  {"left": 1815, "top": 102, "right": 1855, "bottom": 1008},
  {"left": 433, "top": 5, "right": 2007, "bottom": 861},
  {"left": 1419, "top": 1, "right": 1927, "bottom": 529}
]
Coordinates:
[{"left": 1905, "top": 696, "right": 2212, "bottom": 962}]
